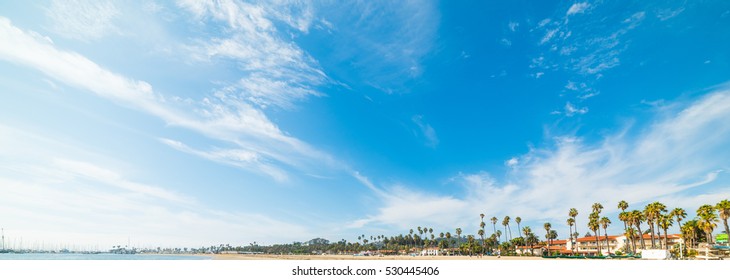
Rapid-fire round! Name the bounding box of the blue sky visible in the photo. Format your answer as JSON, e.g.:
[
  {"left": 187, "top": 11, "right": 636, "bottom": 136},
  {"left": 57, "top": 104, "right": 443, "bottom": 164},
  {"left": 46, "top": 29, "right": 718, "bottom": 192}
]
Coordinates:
[{"left": 1, "top": 0, "right": 730, "bottom": 249}]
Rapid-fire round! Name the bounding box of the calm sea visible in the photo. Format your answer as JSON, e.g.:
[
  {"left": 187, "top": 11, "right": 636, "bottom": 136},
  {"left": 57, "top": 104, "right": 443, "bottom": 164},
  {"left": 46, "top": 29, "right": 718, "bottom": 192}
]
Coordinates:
[{"left": 0, "top": 253, "right": 212, "bottom": 260}]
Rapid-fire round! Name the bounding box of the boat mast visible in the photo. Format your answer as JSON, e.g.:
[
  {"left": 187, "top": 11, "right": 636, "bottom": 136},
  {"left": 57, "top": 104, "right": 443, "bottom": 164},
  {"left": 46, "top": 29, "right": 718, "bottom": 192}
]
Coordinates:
[{"left": 1, "top": 228, "right": 5, "bottom": 250}]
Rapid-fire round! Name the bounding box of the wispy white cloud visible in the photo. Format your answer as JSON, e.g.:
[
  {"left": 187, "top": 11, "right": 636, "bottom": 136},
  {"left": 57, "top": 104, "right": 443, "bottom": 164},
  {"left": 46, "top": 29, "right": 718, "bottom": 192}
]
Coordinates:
[
  {"left": 540, "top": 29, "right": 558, "bottom": 45},
  {"left": 566, "top": 3, "right": 590, "bottom": 16},
  {"left": 159, "top": 138, "right": 288, "bottom": 182},
  {"left": 0, "top": 124, "right": 310, "bottom": 248},
  {"left": 45, "top": 0, "right": 120, "bottom": 41},
  {"left": 564, "top": 102, "right": 588, "bottom": 116},
  {"left": 352, "top": 89, "right": 730, "bottom": 236},
  {"left": 508, "top": 21, "right": 519, "bottom": 32},
  {"left": 0, "top": 15, "right": 338, "bottom": 182},
  {"left": 656, "top": 8, "right": 685, "bottom": 21},
  {"left": 317, "top": 0, "right": 439, "bottom": 94},
  {"left": 532, "top": 3, "right": 649, "bottom": 116},
  {"left": 411, "top": 115, "right": 439, "bottom": 148},
  {"left": 179, "top": 0, "right": 327, "bottom": 110}
]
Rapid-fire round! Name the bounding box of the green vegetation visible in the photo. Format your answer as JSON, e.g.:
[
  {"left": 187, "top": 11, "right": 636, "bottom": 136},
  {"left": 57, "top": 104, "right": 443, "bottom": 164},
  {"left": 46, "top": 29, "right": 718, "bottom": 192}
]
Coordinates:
[{"left": 161, "top": 199, "right": 728, "bottom": 257}]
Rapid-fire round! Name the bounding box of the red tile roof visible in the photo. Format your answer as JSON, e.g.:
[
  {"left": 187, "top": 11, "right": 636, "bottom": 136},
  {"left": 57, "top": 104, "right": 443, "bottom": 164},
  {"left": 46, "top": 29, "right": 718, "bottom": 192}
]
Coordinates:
[{"left": 576, "top": 235, "right": 622, "bottom": 242}]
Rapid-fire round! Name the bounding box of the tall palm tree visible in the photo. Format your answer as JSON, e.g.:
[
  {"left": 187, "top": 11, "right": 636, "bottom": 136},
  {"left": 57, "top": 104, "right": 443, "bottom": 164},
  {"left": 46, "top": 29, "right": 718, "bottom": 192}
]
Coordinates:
[
  {"left": 671, "top": 208, "right": 687, "bottom": 232},
  {"left": 599, "top": 217, "right": 611, "bottom": 254},
  {"left": 445, "top": 232, "right": 452, "bottom": 252},
  {"left": 618, "top": 200, "right": 629, "bottom": 230},
  {"left": 490, "top": 217, "right": 498, "bottom": 239},
  {"left": 479, "top": 215, "right": 486, "bottom": 253},
  {"left": 618, "top": 200, "right": 629, "bottom": 238},
  {"left": 653, "top": 202, "right": 667, "bottom": 247},
  {"left": 503, "top": 216, "right": 512, "bottom": 240},
  {"left": 515, "top": 217, "right": 522, "bottom": 238},
  {"left": 643, "top": 203, "right": 657, "bottom": 248},
  {"left": 569, "top": 208, "right": 579, "bottom": 241},
  {"left": 567, "top": 217, "right": 575, "bottom": 253},
  {"left": 592, "top": 203, "right": 604, "bottom": 215},
  {"left": 522, "top": 226, "right": 533, "bottom": 254},
  {"left": 697, "top": 204, "right": 719, "bottom": 243},
  {"left": 629, "top": 210, "right": 646, "bottom": 249},
  {"left": 455, "top": 228, "right": 462, "bottom": 250},
  {"left": 543, "top": 222, "right": 552, "bottom": 255},
  {"left": 589, "top": 212, "right": 600, "bottom": 254},
  {"left": 646, "top": 202, "right": 667, "bottom": 248},
  {"left": 618, "top": 200, "right": 629, "bottom": 218},
  {"left": 658, "top": 214, "right": 673, "bottom": 250},
  {"left": 478, "top": 229, "right": 485, "bottom": 254},
  {"left": 409, "top": 229, "right": 414, "bottom": 252},
  {"left": 624, "top": 227, "right": 636, "bottom": 254},
  {"left": 681, "top": 221, "right": 698, "bottom": 249},
  {"left": 716, "top": 199, "right": 730, "bottom": 239}
]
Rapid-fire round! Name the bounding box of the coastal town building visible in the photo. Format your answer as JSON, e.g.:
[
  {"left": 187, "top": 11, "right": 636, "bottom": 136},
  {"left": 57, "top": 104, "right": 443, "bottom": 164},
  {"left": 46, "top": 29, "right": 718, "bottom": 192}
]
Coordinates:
[{"left": 517, "top": 234, "right": 684, "bottom": 256}]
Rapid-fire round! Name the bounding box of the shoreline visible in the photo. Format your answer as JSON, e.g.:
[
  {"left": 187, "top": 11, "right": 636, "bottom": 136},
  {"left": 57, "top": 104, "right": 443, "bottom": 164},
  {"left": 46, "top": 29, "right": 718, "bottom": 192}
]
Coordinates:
[{"left": 175, "top": 254, "right": 560, "bottom": 260}]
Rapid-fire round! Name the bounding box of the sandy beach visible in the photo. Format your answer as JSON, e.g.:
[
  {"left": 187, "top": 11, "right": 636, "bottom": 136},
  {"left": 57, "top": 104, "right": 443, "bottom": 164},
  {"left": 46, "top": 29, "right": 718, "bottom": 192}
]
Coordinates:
[{"left": 210, "top": 254, "right": 548, "bottom": 260}]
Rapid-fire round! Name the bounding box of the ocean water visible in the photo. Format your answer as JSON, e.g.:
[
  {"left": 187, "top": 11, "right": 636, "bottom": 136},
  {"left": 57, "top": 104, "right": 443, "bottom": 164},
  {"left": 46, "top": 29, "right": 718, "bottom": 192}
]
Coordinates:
[{"left": 0, "top": 253, "right": 212, "bottom": 260}]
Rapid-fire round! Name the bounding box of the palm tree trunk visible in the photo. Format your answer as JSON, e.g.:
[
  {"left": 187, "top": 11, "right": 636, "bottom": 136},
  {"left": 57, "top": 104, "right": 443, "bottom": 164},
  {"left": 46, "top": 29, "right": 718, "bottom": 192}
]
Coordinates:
[
  {"left": 594, "top": 232, "right": 600, "bottom": 255},
  {"left": 631, "top": 232, "right": 636, "bottom": 253},
  {"left": 502, "top": 226, "right": 506, "bottom": 243},
  {"left": 648, "top": 222, "right": 655, "bottom": 248},
  {"left": 604, "top": 231, "right": 610, "bottom": 254},
  {"left": 637, "top": 224, "right": 645, "bottom": 250},
  {"left": 656, "top": 221, "right": 662, "bottom": 249},
  {"left": 706, "top": 230, "right": 713, "bottom": 244},
  {"left": 663, "top": 228, "right": 668, "bottom": 251}
]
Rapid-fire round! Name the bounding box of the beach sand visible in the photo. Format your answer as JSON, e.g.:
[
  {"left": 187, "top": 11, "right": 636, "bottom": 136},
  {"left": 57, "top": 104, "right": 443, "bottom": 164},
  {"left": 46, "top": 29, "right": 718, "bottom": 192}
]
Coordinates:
[{"left": 210, "top": 254, "right": 547, "bottom": 260}]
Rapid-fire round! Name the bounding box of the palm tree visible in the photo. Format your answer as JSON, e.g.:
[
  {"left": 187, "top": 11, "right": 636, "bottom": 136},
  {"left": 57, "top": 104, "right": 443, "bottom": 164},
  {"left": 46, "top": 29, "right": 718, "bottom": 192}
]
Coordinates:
[
  {"left": 569, "top": 208, "right": 579, "bottom": 241},
  {"left": 681, "top": 220, "right": 698, "bottom": 249},
  {"left": 592, "top": 203, "right": 604, "bottom": 215},
  {"left": 624, "top": 227, "right": 637, "bottom": 254},
  {"left": 643, "top": 204, "right": 657, "bottom": 248},
  {"left": 697, "top": 204, "right": 719, "bottom": 243},
  {"left": 479, "top": 214, "right": 486, "bottom": 254},
  {"left": 644, "top": 202, "right": 667, "bottom": 248},
  {"left": 599, "top": 217, "right": 611, "bottom": 254},
  {"left": 478, "top": 229, "right": 485, "bottom": 254},
  {"left": 671, "top": 208, "right": 687, "bottom": 232},
  {"left": 417, "top": 227, "right": 423, "bottom": 248},
  {"left": 445, "top": 232, "right": 452, "bottom": 252},
  {"left": 589, "top": 212, "right": 600, "bottom": 254},
  {"left": 515, "top": 217, "right": 522, "bottom": 238},
  {"left": 681, "top": 220, "right": 700, "bottom": 247},
  {"left": 658, "top": 214, "right": 673, "bottom": 250},
  {"left": 503, "top": 216, "right": 512, "bottom": 240},
  {"left": 521, "top": 226, "right": 533, "bottom": 254},
  {"left": 490, "top": 217, "right": 498, "bottom": 238},
  {"left": 455, "top": 228, "right": 462, "bottom": 251},
  {"left": 618, "top": 201, "right": 629, "bottom": 237},
  {"left": 716, "top": 200, "right": 730, "bottom": 239},
  {"left": 618, "top": 200, "right": 629, "bottom": 226},
  {"left": 543, "top": 222, "right": 552, "bottom": 255},
  {"left": 629, "top": 210, "right": 646, "bottom": 249}
]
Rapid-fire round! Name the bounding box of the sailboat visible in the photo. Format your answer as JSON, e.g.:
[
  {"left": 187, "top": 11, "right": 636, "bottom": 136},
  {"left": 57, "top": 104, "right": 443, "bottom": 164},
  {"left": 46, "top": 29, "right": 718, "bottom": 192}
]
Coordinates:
[{"left": 0, "top": 227, "right": 12, "bottom": 253}]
